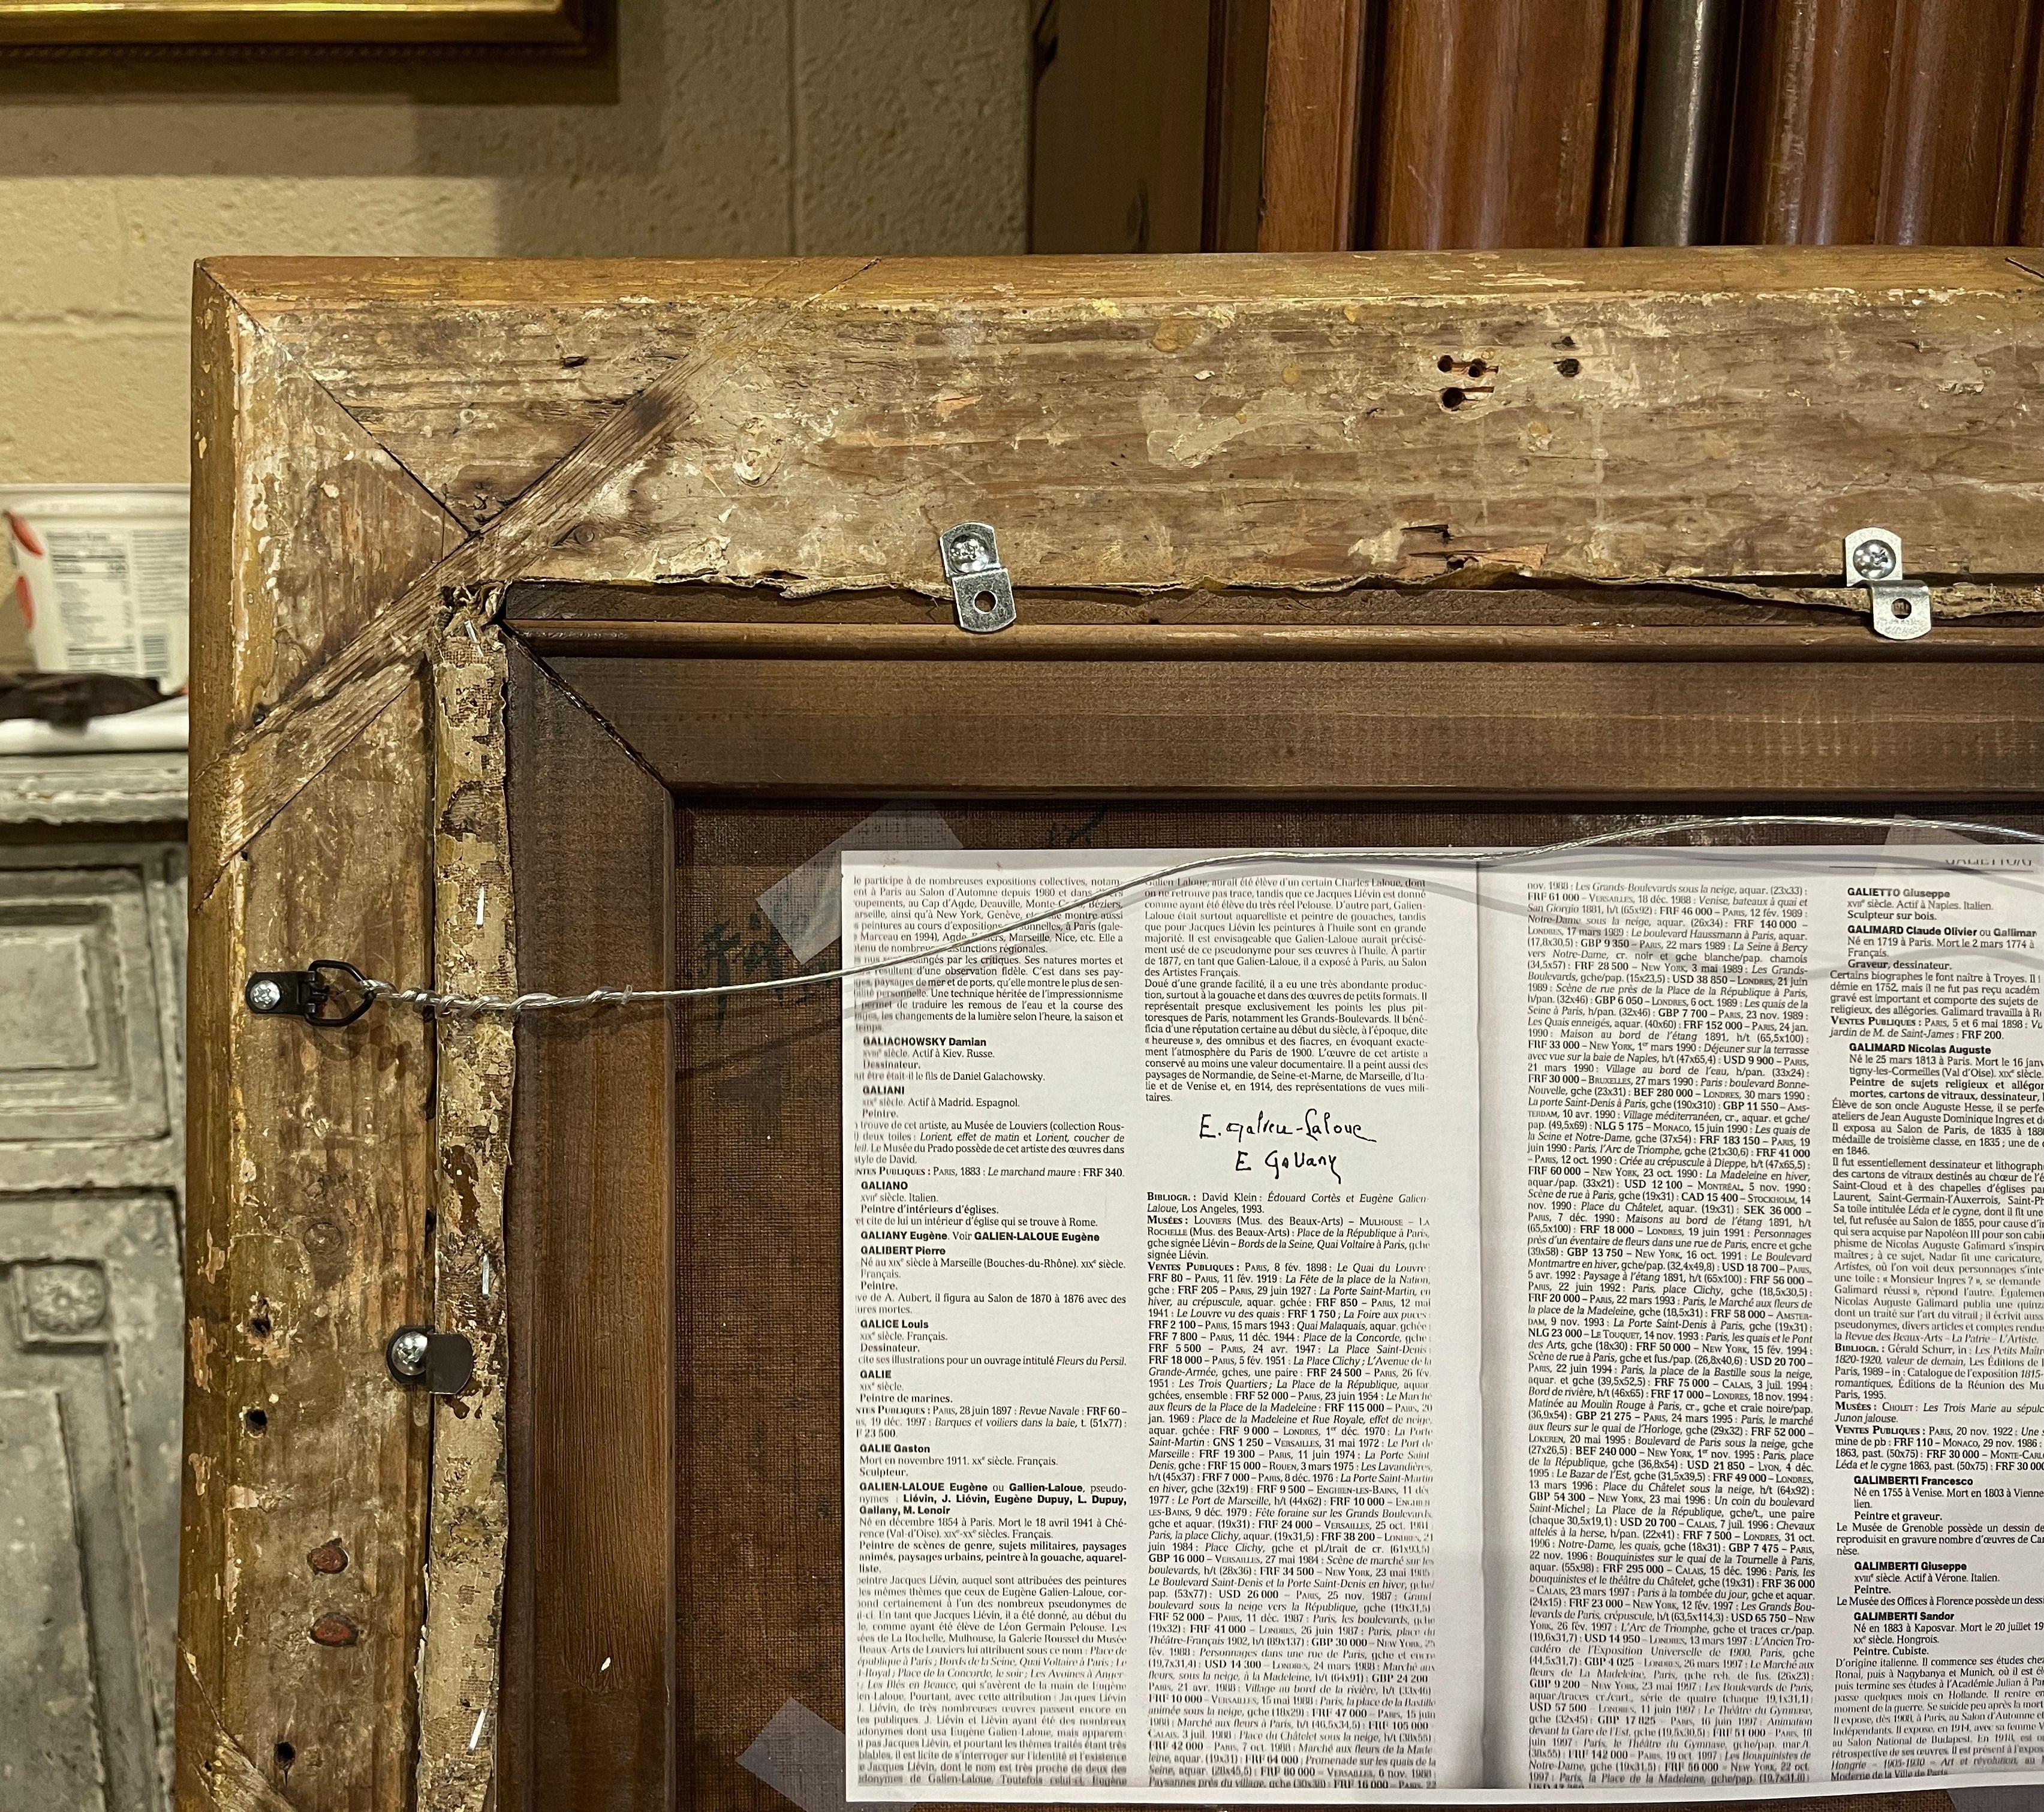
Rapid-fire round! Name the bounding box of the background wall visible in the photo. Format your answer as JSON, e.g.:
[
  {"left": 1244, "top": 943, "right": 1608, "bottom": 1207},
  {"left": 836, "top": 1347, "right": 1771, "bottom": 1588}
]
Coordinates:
[{"left": 0, "top": 0, "right": 1033, "bottom": 484}]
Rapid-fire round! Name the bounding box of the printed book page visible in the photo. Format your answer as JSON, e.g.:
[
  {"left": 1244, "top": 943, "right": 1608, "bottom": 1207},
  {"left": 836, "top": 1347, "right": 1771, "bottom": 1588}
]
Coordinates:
[
  {"left": 839, "top": 842, "right": 2044, "bottom": 1802},
  {"left": 841, "top": 850, "right": 1486, "bottom": 1800},
  {"left": 1482, "top": 844, "right": 2044, "bottom": 1795}
]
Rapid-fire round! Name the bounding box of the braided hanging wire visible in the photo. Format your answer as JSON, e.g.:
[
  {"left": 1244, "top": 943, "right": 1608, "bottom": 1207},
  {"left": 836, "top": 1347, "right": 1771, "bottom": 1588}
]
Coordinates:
[{"left": 353, "top": 813, "right": 2044, "bottom": 1019}]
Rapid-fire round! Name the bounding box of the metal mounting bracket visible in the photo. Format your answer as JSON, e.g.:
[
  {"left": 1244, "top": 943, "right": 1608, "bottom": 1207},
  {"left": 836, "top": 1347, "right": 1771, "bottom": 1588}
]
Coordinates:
[
  {"left": 1844, "top": 527, "right": 1932, "bottom": 642},
  {"left": 940, "top": 522, "right": 1017, "bottom": 634},
  {"left": 386, "top": 1326, "right": 475, "bottom": 1395},
  {"left": 243, "top": 959, "right": 375, "bottom": 1028}
]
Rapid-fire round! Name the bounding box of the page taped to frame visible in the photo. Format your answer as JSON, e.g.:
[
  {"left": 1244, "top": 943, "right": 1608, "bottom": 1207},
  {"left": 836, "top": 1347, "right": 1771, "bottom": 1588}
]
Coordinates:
[
  {"left": 840, "top": 845, "right": 2044, "bottom": 1804},
  {"left": 843, "top": 849, "right": 1487, "bottom": 1799}
]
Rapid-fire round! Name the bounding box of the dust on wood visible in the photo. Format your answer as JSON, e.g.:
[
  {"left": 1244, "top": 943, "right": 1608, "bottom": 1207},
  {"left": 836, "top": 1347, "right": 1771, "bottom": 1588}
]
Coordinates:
[
  {"left": 415, "top": 591, "right": 516, "bottom": 1812},
  {"left": 217, "top": 248, "right": 2044, "bottom": 604}
]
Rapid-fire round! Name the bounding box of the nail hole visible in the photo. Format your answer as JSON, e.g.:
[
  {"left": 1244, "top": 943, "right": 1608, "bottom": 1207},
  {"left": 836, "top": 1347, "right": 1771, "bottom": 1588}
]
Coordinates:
[
  {"left": 244, "top": 1407, "right": 268, "bottom": 1434},
  {"left": 1467, "top": 358, "right": 1488, "bottom": 378},
  {"left": 1555, "top": 357, "right": 1581, "bottom": 377},
  {"left": 1892, "top": 600, "right": 1914, "bottom": 618},
  {"left": 1555, "top": 333, "right": 1578, "bottom": 349},
  {"left": 249, "top": 1315, "right": 272, "bottom": 1337},
  {"left": 1436, "top": 354, "right": 1456, "bottom": 372},
  {"left": 250, "top": 704, "right": 269, "bottom": 726},
  {"left": 1440, "top": 388, "right": 1468, "bottom": 410},
  {"left": 274, "top": 1742, "right": 295, "bottom": 1768}
]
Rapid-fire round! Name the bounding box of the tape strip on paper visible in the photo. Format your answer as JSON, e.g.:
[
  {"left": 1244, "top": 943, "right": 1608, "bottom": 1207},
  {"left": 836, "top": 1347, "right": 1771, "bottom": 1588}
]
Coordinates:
[
  {"left": 757, "top": 805, "right": 962, "bottom": 962},
  {"left": 737, "top": 1698, "right": 907, "bottom": 1812}
]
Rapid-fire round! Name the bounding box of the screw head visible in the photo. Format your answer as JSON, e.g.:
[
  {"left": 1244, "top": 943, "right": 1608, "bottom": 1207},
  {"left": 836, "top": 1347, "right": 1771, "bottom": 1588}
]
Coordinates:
[
  {"left": 1852, "top": 538, "right": 1898, "bottom": 579},
  {"left": 246, "top": 977, "right": 284, "bottom": 1012},
  {"left": 950, "top": 532, "right": 992, "bottom": 572},
  {"left": 388, "top": 1328, "right": 431, "bottom": 1377}
]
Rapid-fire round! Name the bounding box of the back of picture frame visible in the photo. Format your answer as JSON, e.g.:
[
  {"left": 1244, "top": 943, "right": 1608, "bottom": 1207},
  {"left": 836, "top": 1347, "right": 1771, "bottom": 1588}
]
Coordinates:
[{"left": 184, "top": 248, "right": 2044, "bottom": 1812}]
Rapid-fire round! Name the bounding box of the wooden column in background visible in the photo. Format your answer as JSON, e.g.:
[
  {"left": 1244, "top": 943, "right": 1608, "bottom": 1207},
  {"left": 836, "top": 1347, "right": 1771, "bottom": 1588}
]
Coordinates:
[
  {"left": 1369, "top": 0, "right": 1639, "bottom": 248},
  {"left": 1256, "top": 0, "right": 1368, "bottom": 249},
  {"left": 1256, "top": 0, "right": 1640, "bottom": 249},
  {"left": 1030, "top": 0, "right": 2044, "bottom": 253},
  {"left": 1724, "top": 0, "right": 2044, "bottom": 243}
]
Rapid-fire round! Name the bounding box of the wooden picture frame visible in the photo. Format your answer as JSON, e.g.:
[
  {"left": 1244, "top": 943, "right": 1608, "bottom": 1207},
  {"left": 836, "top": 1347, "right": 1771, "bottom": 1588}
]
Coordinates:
[
  {"left": 0, "top": 0, "right": 603, "bottom": 52},
  {"left": 183, "top": 248, "right": 2044, "bottom": 1812}
]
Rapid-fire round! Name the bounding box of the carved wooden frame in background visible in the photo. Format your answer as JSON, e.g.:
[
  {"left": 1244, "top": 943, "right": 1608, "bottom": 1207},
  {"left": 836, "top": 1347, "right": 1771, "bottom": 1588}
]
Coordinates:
[
  {"left": 183, "top": 248, "right": 2044, "bottom": 1812},
  {"left": 0, "top": 0, "right": 603, "bottom": 51}
]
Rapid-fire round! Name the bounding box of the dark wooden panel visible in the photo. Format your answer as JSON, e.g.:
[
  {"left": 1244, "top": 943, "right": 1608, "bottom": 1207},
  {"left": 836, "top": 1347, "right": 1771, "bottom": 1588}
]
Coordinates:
[
  {"left": 536, "top": 653, "right": 2044, "bottom": 802},
  {"left": 503, "top": 645, "right": 675, "bottom": 1812}
]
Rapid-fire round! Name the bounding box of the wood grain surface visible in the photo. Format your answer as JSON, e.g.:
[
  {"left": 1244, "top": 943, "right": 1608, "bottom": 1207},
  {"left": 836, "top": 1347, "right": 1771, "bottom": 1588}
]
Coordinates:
[
  {"left": 182, "top": 276, "right": 441, "bottom": 1812},
  {"left": 212, "top": 249, "right": 2044, "bottom": 599},
  {"left": 501, "top": 645, "right": 675, "bottom": 1812},
  {"left": 416, "top": 598, "right": 519, "bottom": 1812},
  {"left": 1369, "top": 0, "right": 1638, "bottom": 249},
  {"left": 537, "top": 649, "right": 2044, "bottom": 803},
  {"left": 1724, "top": 0, "right": 2044, "bottom": 243},
  {"left": 1257, "top": 0, "right": 1369, "bottom": 249}
]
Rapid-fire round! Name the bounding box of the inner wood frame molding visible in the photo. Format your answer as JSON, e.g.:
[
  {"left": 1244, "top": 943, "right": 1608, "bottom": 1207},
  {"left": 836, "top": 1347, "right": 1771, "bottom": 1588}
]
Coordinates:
[{"left": 184, "top": 248, "right": 2044, "bottom": 1812}]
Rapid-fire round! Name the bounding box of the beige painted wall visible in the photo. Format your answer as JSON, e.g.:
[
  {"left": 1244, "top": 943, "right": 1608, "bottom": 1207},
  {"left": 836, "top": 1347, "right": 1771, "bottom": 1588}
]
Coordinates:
[{"left": 0, "top": 0, "right": 1031, "bottom": 484}]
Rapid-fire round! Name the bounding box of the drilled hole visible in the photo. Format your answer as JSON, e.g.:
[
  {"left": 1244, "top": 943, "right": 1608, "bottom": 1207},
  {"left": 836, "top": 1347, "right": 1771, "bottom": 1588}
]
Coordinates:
[
  {"left": 244, "top": 1407, "right": 268, "bottom": 1434},
  {"left": 1467, "top": 358, "right": 1488, "bottom": 378},
  {"left": 1555, "top": 357, "right": 1581, "bottom": 377},
  {"left": 1437, "top": 354, "right": 1456, "bottom": 372},
  {"left": 274, "top": 1742, "right": 296, "bottom": 1768},
  {"left": 1440, "top": 388, "right": 1468, "bottom": 410},
  {"left": 249, "top": 1315, "right": 272, "bottom": 1338}
]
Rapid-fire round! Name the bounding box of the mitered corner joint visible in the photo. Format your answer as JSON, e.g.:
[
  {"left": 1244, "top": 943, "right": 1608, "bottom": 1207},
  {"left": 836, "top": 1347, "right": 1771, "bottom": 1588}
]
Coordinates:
[{"left": 1844, "top": 528, "right": 1932, "bottom": 642}]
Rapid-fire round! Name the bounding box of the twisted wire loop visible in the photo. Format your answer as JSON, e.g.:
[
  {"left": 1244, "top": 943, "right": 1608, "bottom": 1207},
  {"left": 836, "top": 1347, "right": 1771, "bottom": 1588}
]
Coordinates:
[{"left": 357, "top": 813, "right": 2044, "bottom": 1019}]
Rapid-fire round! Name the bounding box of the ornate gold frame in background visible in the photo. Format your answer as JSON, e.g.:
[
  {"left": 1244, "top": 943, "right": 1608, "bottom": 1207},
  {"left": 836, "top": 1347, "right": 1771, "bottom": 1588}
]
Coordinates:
[{"left": 0, "top": 0, "right": 603, "bottom": 50}]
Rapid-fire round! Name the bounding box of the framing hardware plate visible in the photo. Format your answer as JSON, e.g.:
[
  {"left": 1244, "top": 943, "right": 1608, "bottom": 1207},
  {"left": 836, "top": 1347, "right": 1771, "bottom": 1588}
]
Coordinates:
[
  {"left": 386, "top": 1326, "right": 476, "bottom": 1395},
  {"left": 940, "top": 522, "right": 1017, "bottom": 634},
  {"left": 1844, "top": 527, "right": 1932, "bottom": 642},
  {"left": 243, "top": 959, "right": 375, "bottom": 1028}
]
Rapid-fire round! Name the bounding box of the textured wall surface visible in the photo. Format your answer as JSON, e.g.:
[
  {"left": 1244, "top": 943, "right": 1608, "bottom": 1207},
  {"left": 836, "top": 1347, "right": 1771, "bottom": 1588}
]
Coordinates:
[{"left": 0, "top": 0, "right": 1030, "bottom": 483}]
